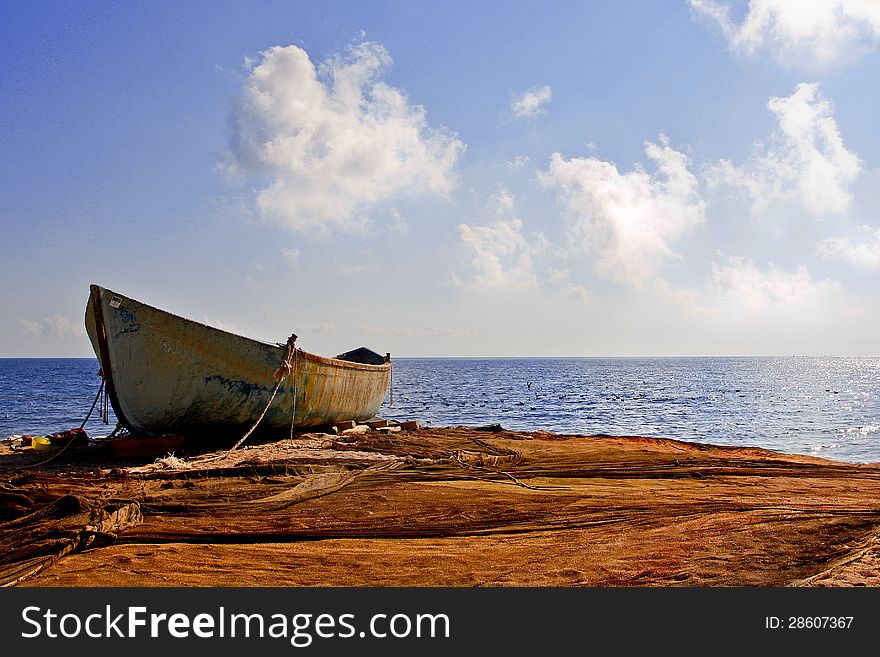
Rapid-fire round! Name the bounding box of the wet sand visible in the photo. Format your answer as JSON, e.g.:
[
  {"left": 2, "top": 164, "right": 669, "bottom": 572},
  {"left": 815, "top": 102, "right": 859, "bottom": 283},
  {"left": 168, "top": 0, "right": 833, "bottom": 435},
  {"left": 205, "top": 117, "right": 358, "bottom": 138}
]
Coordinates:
[{"left": 2, "top": 426, "right": 880, "bottom": 587}]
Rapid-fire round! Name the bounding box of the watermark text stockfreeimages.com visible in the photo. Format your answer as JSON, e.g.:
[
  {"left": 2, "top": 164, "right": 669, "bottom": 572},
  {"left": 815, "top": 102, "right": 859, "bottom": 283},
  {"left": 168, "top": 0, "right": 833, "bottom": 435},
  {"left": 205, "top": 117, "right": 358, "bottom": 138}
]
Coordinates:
[{"left": 21, "top": 605, "right": 450, "bottom": 647}]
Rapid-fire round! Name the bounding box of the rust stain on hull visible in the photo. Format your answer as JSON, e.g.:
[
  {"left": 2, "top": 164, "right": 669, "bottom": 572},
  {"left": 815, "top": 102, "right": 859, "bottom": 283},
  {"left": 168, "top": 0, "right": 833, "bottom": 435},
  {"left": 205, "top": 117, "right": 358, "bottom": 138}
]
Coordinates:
[{"left": 84, "top": 285, "right": 391, "bottom": 438}]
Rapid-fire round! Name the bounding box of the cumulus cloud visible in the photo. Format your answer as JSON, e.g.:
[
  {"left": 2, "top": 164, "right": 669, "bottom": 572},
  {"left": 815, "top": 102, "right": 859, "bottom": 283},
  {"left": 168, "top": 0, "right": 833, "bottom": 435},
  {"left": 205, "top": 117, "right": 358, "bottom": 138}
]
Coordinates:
[
  {"left": 224, "top": 41, "right": 465, "bottom": 232},
  {"left": 708, "top": 83, "right": 861, "bottom": 216},
  {"left": 456, "top": 189, "right": 548, "bottom": 289},
  {"left": 708, "top": 255, "right": 839, "bottom": 312},
  {"left": 511, "top": 85, "right": 552, "bottom": 119},
  {"left": 690, "top": 0, "right": 880, "bottom": 70},
  {"left": 817, "top": 227, "right": 880, "bottom": 268},
  {"left": 19, "top": 315, "right": 86, "bottom": 339},
  {"left": 538, "top": 136, "right": 706, "bottom": 287}
]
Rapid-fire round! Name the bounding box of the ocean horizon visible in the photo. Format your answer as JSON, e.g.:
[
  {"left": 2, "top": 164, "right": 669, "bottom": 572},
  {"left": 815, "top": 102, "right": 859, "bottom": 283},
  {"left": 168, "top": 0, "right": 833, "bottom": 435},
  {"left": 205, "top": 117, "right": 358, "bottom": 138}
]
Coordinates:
[{"left": 2, "top": 355, "right": 878, "bottom": 464}]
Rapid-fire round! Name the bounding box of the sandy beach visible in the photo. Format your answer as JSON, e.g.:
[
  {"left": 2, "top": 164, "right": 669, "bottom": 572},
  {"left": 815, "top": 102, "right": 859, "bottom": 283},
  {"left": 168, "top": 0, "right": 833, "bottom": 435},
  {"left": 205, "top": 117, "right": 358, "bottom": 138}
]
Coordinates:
[{"left": 2, "top": 424, "right": 880, "bottom": 587}]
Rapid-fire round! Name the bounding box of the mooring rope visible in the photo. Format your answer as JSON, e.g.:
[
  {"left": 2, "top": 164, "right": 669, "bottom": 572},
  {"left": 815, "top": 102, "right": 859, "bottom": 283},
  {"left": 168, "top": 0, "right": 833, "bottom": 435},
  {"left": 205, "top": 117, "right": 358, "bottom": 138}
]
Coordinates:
[
  {"left": 31, "top": 378, "right": 105, "bottom": 468},
  {"left": 224, "top": 334, "right": 298, "bottom": 456},
  {"left": 102, "top": 382, "right": 110, "bottom": 424},
  {"left": 289, "top": 348, "right": 298, "bottom": 442}
]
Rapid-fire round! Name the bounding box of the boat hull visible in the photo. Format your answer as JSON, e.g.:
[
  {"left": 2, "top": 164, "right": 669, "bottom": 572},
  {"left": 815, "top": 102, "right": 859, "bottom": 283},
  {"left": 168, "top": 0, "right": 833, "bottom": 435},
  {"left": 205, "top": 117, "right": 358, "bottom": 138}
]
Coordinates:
[{"left": 84, "top": 285, "right": 391, "bottom": 437}]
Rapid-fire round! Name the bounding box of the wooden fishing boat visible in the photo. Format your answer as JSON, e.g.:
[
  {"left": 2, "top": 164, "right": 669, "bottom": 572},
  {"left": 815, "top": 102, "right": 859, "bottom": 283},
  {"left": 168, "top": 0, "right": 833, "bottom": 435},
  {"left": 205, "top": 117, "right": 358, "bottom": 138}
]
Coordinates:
[{"left": 84, "top": 284, "right": 391, "bottom": 438}]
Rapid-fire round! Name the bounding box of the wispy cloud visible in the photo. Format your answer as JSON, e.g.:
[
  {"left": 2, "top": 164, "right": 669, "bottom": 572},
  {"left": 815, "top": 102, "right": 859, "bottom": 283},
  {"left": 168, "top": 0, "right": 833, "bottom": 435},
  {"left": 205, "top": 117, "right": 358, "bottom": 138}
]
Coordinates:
[
  {"left": 223, "top": 41, "right": 465, "bottom": 232},
  {"left": 690, "top": 0, "right": 880, "bottom": 70},
  {"left": 301, "top": 322, "right": 337, "bottom": 335},
  {"left": 18, "top": 315, "right": 86, "bottom": 339},
  {"left": 338, "top": 262, "right": 380, "bottom": 275},
  {"left": 708, "top": 83, "right": 861, "bottom": 216},
  {"left": 200, "top": 317, "right": 249, "bottom": 336},
  {"left": 356, "top": 322, "right": 477, "bottom": 338},
  {"left": 507, "top": 155, "right": 530, "bottom": 169},
  {"left": 817, "top": 227, "right": 880, "bottom": 269},
  {"left": 511, "top": 85, "right": 552, "bottom": 119},
  {"left": 708, "top": 255, "right": 839, "bottom": 312},
  {"left": 386, "top": 207, "right": 408, "bottom": 234},
  {"left": 424, "top": 324, "right": 479, "bottom": 338},
  {"left": 562, "top": 283, "right": 590, "bottom": 303},
  {"left": 456, "top": 188, "right": 548, "bottom": 289},
  {"left": 281, "top": 247, "right": 300, "bottom": 266},
  {"left": 538, "top": 136, "right": 705, "bottom": 287}
]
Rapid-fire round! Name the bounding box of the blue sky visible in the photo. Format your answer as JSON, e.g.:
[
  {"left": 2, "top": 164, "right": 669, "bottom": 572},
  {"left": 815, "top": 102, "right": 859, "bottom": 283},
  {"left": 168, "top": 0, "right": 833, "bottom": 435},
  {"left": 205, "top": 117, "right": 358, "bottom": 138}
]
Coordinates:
[{"left": 2, "top": 1, "right": 879, "bottom": 357}]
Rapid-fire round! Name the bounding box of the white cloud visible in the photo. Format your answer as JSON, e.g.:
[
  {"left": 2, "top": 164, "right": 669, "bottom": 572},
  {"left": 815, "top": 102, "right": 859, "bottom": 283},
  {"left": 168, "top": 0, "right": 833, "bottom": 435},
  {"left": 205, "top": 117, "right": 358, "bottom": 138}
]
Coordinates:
[
  {"left": 424, "top": 324, "right": 479, "bottom": 338},
  {"left": 817, "top": 227, "right": 880, "bottom": 268},
  {"left": 507, "top": 155, "right": 530, "bottom": 169},
  {"left": 708, "top": 83, "right": 861, "bottom": 216},
  {"left": 338, "top": 262, "right": 380, "bottom": 275},
  {"left": 222, "top": 268, "right": 256, "bottom": 285},
  {"left": 356, "top": 323, "right": 415, "bottom": 338},
  {"left": 653, "top": 279, "right": 700, "bottom": 309},
  {"left": 456, "top": 189, "right": 548, "bottom": 289},
  {"left": 224, "top": 41, "right": 465, "bottom": 232},
  {"left": 18, "top": 319, "right": 43, "bottom": 338},
  {"left": 301, "top": 322, "right": 336, "bottom": 335},
  {"left": 200, "top": 317, "right": 248, "bottom": 336},
  {"left": 18, "top": 315, "right": 85, "bottom": 339},
  {"left": 281, "top": 247, "right": 300, "bottom": 266},
  {"left": 708, "top": 255, "right": 839, "bottom": 312},
  {"left": 44, "top": 315, "right": 84, "bottom": 338},
  {"left": 538, "top": 136, "right": 705, "bottom": 287},
  {"left": 563, "top": 283, "right": 590, "bottom": 302},
  {"left": 690, "top": 0, "right": 880, "bottom": 70},
  {"left": 200, "top": 316, "right": 279, "bottom": 343},
  {"left": 511, "top": 85, "right": 552, "bottom": 119},
  {"left": 356, "top": 322, "right": 477, "bottom": 338},
  {"left": 386, "top": 207, "right": 408, "bottom": 233},
  {"left": 546, "top": 268, "right": 571, "bottom": 284}
]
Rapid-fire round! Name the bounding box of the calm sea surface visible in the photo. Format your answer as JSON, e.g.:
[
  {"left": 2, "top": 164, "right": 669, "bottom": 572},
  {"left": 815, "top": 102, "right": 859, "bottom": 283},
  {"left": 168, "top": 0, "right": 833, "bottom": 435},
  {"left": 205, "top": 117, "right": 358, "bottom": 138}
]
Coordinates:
[{"left": 1, "top": 357, "right": 879, "bottom": 463}]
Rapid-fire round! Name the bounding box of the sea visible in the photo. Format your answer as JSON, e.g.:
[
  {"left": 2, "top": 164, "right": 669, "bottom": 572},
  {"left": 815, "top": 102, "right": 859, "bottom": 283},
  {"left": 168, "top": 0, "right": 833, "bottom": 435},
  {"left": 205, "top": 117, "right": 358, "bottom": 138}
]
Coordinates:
[{"left": 1, "top": 356, "right": 879, "bottom": 464}]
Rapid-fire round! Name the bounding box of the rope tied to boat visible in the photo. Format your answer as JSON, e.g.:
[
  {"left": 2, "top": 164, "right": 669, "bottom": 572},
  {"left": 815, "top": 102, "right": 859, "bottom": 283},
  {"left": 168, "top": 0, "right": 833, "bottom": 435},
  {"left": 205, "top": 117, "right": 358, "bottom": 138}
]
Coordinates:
[
  {"left": 224, "top": 334, "right": 298, "bottom": 456},
  {"left": 383, "top": 352, "right": 393, "bottom": 407},
  {"left": 289, "top": 344, "right": 298, "bottom": 442},
  {"left": 101, "top": 377, "right": 110, "bottom": 424},
  {"left": 31, "top": 377, "right": 105, "bottom": 468},
  {"left": 273, "top": 334, "right": 298, "bottom": 383}
]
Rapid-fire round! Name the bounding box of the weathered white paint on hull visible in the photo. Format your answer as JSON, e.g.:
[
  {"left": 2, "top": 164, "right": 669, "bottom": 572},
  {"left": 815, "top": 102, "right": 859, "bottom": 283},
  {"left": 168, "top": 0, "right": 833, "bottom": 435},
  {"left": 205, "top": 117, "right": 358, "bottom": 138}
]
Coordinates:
[{"left": 84, "top": 285, "right": 391, "bottom": 437}]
